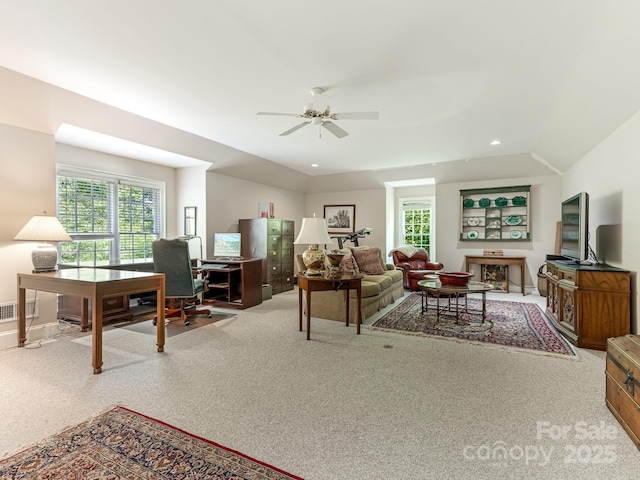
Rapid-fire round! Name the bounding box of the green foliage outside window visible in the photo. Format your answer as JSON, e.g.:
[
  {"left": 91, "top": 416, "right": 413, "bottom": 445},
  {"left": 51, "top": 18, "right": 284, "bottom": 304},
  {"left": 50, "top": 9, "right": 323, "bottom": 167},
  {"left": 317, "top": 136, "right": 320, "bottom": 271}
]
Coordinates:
[
  {"left": 402, "top": 208, "right": 432, "bottom": 255},
  {"left": 58, "top": 176, "right": 161, "bottom": 266}
]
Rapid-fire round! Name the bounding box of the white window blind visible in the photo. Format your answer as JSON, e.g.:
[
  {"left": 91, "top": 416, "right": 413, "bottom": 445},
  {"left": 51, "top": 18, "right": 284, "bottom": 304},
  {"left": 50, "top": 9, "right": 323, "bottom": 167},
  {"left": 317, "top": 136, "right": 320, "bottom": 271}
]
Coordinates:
[{"left": 57, "top": 168, "right": 163, "bottom": 266}]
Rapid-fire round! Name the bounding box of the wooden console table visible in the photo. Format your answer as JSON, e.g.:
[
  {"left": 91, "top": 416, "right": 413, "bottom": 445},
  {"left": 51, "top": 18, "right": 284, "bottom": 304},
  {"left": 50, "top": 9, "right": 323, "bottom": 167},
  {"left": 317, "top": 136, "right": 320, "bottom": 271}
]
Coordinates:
[
  {"left": 17, "top": 268, "right": 165, "bottom": 374},
  {"left": 464, "top": 255, "right": 527, "bottom": 296},
  {"left": 297, "top": 271, "right": 364, "bottom": 340}
]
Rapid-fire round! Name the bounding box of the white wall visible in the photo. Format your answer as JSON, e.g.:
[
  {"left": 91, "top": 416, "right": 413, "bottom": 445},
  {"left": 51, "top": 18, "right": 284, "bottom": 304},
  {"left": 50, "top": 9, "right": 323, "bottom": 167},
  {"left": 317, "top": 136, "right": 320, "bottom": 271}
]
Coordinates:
[
  {"left": 435, "top": 175, "right": 562, "bottom": 292},
  {"left": 205, "top": 172, "right": 304, "bottom": 259},
  {"left": 303, "top": 188, "right": 388, "bottom": 258},
  {"left": 562, "top": 108, "right": 640, "bottom": 332},
  {"left": 0, "top": 124, "right": 57, "bottom": 340}
]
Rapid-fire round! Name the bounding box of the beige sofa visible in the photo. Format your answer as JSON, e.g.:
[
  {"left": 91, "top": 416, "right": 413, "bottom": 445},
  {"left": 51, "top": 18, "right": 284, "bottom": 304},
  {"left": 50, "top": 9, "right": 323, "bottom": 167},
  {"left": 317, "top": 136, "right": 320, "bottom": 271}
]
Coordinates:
[{"left": 295, "top": 246, "right": 404, "bottom": 322}]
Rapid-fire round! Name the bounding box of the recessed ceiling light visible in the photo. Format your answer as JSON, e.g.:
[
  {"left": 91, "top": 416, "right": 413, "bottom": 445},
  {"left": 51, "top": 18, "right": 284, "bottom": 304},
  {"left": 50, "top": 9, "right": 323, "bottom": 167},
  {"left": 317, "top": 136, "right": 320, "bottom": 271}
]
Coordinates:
[
  {"left": 311, "top": 163, "right": 319, "bottom": 167},
  {"left": 490, "top": 139, "right": 502, "bottom": 145}
]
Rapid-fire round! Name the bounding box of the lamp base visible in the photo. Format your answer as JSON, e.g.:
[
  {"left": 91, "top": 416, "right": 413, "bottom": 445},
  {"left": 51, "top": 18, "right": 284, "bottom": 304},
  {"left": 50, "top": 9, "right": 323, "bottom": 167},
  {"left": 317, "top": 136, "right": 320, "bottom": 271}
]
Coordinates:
[
  {"left": 31, "top": 244, "right": 59, "bottom": 273},
  {"left": 302, "top": 244, "right": 326, "bottom": 276}
]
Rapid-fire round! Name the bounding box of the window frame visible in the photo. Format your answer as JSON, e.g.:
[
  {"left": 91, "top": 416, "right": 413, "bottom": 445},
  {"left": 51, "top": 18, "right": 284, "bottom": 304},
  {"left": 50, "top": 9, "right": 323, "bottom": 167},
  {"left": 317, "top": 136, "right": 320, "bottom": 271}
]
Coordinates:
[
  {"left": 56, "top": 165, "right": 165, "bottom": 267},
  {"left": 398, "top": 196, "right": 436, "bottom": 258}
]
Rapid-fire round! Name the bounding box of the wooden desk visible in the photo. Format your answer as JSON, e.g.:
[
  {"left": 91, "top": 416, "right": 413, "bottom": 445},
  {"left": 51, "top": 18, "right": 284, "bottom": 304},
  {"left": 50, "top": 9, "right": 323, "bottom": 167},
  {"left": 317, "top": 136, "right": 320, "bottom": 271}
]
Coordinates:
[
  {"left": 464, "top": 255, "right": 527, "bottom": 296},
  {"left": 17, "top": 268, "right": 165, "bottom": 374},
  {"left": 297, "top": 272, "right": 364, "bottom": 340}
]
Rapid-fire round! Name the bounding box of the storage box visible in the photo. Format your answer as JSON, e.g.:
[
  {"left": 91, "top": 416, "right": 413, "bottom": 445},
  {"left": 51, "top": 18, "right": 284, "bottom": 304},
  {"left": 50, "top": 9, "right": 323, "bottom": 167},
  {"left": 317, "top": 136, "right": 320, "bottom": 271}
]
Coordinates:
[{"left": 606, "top": 335, "right": 640, "bottom": 449}]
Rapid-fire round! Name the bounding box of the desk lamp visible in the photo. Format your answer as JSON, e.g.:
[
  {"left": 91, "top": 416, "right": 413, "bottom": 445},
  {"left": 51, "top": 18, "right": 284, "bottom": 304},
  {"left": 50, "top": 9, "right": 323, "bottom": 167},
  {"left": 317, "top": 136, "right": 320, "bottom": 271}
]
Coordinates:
[
  {"left": 14, "top": 212, "right": 72, "bottom": 272},
  {"left": 294, "top": 216, "right": 333, "bottom": 275}
]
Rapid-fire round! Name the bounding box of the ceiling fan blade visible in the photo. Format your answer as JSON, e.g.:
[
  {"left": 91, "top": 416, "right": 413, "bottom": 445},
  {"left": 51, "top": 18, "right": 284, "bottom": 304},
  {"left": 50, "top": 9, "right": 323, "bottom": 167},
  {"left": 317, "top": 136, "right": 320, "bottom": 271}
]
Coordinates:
[
  {"left": 322, "top": 121, "right": 349, "bottom": 138},
  {"left": 332, "top": 111, "right": 379, "bottom": 120},
  {"left": 256, "top": 112, "right": 299, "bottom": 117},
  {"left": 279, "top": 121, "right": 310, "bottom": 136}
]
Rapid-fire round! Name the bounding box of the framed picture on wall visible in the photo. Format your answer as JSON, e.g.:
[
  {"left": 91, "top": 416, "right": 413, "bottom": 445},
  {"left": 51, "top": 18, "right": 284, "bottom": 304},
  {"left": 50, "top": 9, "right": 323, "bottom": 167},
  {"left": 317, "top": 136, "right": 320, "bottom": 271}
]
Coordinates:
[{"left": 324, "top": 204, "right": 356, "bottom": 234}]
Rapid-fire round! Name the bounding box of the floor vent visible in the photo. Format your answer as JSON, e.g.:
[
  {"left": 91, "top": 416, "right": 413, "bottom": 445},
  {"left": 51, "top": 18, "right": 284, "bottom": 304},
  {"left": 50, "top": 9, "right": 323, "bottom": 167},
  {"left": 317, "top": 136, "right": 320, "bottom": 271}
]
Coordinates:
[{"left": 0, "top": 299, "right": 39, "bottom": 323}]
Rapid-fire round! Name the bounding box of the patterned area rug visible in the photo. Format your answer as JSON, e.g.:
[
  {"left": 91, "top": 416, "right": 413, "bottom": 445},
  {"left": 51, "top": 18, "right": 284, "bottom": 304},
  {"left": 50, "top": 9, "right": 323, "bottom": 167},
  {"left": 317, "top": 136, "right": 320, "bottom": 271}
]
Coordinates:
[
  {"left": 372, "top": 293, "right": 577, "bottom": 358},
  {"left": 0, "top": 406, "right": 303, "bottom": 479}
]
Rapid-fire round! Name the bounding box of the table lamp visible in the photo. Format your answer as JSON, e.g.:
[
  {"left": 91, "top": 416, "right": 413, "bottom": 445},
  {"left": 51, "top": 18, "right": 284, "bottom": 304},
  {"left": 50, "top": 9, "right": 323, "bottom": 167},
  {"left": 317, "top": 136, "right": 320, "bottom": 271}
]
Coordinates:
[
  {"left": 294, "top": 216, "right": 333, "bottom": 275},
  {"left": 14, "top": 212, "right": 72, "bottom": 273}
]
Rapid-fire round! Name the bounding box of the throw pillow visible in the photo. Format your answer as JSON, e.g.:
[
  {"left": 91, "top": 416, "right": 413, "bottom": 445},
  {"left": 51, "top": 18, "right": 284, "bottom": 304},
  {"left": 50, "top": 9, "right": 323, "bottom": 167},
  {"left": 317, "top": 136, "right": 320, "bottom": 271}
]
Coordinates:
[{"left": 352, "top": 247, "right": 385, "bottom": 275}]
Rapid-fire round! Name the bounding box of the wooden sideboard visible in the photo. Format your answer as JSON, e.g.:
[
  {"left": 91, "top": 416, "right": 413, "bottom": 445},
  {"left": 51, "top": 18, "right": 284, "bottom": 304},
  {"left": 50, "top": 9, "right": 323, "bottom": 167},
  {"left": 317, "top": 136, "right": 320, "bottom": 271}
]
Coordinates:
[
  {"left": 464, "top": 255, "right": 527, "bottom": 295},
  {"left": 545, "top": 259, "right": 630, "bottom": 350}
]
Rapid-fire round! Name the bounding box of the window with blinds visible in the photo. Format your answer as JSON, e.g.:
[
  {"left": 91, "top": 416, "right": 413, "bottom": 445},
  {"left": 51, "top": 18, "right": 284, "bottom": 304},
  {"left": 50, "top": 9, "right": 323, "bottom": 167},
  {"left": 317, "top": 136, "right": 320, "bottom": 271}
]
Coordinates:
[
  {"left": 57, "top": 169, "right": 164, "bottom": 266},
  {"left": 400, "top": 197, "right": 434, "bottom": 255}
]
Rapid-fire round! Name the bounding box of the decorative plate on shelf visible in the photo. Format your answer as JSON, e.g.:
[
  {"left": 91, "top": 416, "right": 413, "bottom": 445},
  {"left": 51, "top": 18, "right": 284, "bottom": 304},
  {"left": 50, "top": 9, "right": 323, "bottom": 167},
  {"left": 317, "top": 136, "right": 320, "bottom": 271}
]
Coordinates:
[
  {"left": 505, "top": 215, "right": 522, "bottom": 226},
  {"left": 510, "top": 230, "right": 523, "bottom": 239},
  {"left": 495, "top": 196, "right": 508, "bottom": 207},
  {"left": 467, "top": 217, "right": 480, "bottom": 226},
  {"left": 463, "top": 198, "right": 475, "bottom": 208},
  {"left": 487, "top": 233, "right": 500, "bottom": 239},
  {"left": 478, "top": 197, "right": 491, "bottom": 208},
  {"left": 512, "top": 195, "right": 526, "bottom": 206},
  {"left": 467, "top": 230, "right": 479, "bottom": 239}
]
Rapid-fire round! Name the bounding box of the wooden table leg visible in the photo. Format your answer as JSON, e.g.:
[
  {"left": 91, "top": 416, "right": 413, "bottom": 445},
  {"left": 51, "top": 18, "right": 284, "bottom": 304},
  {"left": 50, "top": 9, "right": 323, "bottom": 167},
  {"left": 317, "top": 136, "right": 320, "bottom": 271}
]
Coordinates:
[
  {"left": 356, "top": 281, "right": 361, "bottom": 335},
  {"left": 306, "top": 289, "right": 311, "bottom": 340},
  {"left": 92, "top": 295, "right": 103, "bottom": 374},
  {"left": 80, "top": 298, "right": 89, "bottom": 332},
  {"left": 298, "top": 285, "right": 303, "bottom": 332},
  {"left": 345, "top": 289, "right": 350, "bottom": 327},
  {"left": 17, "top": 287, "right": 26, "bottom": 347},
  {"left": 521, "top": 260, "right": 526, "bottom": 296},
  {"left": 156, "top": 285, "right": 165, "bottom": 352}
]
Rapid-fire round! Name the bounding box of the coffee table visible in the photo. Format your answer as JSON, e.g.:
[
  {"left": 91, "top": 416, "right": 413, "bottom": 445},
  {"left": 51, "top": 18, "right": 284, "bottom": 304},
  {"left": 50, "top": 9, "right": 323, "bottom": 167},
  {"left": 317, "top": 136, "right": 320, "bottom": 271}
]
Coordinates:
[{"left": 417, "top": 279, "right": 494, "bottom": 323}]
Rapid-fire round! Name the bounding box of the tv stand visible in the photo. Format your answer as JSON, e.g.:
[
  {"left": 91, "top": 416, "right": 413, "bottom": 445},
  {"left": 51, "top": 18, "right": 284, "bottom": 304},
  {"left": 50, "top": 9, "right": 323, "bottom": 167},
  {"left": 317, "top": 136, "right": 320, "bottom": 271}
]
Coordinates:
[
  {"left": 201, "top": 258, "right": 262, "bottom": 309},
  {"left": 545, "top": 259, "right": 630, "bottom": 350}
]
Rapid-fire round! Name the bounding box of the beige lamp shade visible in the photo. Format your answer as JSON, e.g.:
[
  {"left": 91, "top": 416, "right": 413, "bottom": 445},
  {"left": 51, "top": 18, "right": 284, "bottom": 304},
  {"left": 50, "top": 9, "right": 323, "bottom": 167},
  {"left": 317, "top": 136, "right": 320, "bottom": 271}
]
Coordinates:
[
  {"left": 14, "top": 214, "right": 72, "bottom": 272},
  {"left": 294, "top": 217, "right": 333, "bottom": 275}
]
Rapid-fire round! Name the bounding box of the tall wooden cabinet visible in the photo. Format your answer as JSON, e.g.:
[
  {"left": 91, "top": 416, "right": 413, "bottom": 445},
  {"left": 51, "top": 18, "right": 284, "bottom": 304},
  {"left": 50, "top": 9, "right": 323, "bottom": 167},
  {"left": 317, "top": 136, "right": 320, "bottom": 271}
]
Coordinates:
[
  {"left": 239, "top": 218, "right": 295, "bottom": 295},
  {"left": 545, "top": 259, "right": 630, "bottom": 350}
]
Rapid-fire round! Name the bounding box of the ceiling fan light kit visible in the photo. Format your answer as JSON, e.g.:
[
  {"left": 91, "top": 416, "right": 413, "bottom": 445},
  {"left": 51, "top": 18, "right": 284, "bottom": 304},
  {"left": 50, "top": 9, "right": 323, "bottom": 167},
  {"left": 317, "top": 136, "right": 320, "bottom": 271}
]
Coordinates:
[{"left": 257, "top": 87, "right": 379, "bottom": 138}]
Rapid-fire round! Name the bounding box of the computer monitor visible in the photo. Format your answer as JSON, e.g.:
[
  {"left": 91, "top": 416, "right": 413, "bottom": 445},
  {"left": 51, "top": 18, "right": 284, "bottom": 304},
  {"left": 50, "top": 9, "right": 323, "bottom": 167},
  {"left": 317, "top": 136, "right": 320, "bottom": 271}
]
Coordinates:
[{"left": 213, "top": 232, "right": 242, "bottom": 259}]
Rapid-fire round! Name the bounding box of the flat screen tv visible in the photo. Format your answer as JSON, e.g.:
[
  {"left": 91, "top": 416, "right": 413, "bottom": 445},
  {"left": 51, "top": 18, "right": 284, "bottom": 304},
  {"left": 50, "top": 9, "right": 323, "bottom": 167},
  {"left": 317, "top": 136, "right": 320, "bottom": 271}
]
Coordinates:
[
  {"left": 213, "top": 233, "right": 242, "bottom": 259},
  {"left": 560, "top": 192, "right": 590, "bottom": 264}
]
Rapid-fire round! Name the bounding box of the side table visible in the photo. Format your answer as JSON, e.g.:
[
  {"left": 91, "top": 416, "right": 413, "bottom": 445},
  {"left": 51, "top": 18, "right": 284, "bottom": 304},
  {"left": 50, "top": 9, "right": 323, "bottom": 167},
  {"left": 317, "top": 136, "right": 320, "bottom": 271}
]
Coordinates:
[{"left": 297, "top": 271, "right": 364, "bottom": 340}]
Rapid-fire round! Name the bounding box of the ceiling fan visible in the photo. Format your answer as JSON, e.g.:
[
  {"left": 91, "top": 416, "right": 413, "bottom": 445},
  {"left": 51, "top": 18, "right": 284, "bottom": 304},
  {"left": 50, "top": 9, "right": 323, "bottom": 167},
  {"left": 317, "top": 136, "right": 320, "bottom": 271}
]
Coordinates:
[{"left": 256, "top": 87, "right": 379, "bottom": 138}]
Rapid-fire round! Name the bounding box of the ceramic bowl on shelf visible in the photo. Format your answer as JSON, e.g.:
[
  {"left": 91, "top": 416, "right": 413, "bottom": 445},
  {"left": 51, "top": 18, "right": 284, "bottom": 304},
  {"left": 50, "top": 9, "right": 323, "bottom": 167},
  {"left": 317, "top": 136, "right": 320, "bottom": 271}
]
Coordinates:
[
  {"left": 478, "top": 197, "right": 491, "bottom": 208},
  {"left": 495, "top": 196, "right": 508, "bottom": 207},
  {"left": 463, "top": 198, "right": 475, "bottom": 208},
  {"left": 510, "top": 230, "right": 523, "bottom": 239},
  {"left": 437, "top": 271, "right": 474, "bottom": 286},
  {"left": 505, "top": 215, "right": 522, "bottom": 226},
  {"left": 467, "top": 230, "right": 479, "bottom": 239},
  {"left": 467, "top": 217, "right": 480, "bottom": 226},
  {"left": 512, "top": 195, "right": 526, "bottom": 206}
]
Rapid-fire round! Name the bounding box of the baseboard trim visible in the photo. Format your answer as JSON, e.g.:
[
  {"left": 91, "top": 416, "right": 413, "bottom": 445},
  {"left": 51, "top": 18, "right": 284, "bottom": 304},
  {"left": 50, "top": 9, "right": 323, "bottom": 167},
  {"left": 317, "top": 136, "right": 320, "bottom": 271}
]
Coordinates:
[{"left": 0, "top": 322, "right": 57, "bottom": 350}]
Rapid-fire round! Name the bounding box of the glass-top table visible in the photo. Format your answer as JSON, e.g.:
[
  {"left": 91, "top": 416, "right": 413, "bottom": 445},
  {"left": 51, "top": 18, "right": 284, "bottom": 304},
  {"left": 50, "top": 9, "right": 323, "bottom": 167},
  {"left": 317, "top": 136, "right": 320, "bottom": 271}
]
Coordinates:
[{"left": 417, "top": 279, "right": 494, "bottom": 323}]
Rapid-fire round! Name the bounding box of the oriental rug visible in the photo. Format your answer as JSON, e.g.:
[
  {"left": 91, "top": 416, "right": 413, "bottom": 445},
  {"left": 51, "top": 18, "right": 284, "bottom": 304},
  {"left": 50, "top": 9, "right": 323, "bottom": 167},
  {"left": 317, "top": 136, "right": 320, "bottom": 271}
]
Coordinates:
[
  {"left": 371, "top": 293, "right": 577, "bottom": 358},
  {"left": 0, "top": 406, "right": 303, "bottom": 479}
]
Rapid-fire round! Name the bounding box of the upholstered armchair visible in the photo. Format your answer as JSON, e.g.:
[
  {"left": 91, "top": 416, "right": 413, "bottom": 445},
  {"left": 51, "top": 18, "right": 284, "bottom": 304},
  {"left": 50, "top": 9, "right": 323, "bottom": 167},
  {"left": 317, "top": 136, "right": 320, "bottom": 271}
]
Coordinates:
[{"left": 390, "top": 247, "right": 444, "bottom": 290}]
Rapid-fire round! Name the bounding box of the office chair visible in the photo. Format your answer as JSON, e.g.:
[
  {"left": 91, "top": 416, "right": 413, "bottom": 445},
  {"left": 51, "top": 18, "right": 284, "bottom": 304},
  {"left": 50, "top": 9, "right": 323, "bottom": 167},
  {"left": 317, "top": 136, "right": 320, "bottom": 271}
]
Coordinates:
[{"left": 152, "top": 238, "right": 211, "bottom": 325}]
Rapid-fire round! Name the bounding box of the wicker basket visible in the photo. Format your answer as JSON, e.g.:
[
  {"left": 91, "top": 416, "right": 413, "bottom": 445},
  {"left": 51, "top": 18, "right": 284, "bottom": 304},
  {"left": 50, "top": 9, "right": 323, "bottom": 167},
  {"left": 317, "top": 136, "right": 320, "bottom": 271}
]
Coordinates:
[{"left": 537, "top": 264, "right": 547, "bottom": 297}]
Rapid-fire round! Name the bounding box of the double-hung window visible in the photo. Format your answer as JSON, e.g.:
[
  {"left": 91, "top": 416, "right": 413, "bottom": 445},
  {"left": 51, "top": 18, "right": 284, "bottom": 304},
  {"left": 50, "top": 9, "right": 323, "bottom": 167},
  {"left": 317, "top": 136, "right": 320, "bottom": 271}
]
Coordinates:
[
  {"left": 57, "top": 167, "right": 164, "bottom": 266},
  {"left": 399, "top": 197, "right": 435, "bottom": 257}
]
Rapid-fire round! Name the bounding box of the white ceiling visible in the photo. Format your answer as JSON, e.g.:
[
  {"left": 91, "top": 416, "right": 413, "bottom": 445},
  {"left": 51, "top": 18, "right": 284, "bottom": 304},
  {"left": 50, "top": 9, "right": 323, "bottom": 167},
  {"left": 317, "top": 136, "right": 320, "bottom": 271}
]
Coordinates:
[{"left": 2, "top": 1, "right": 640, "bottom": 176}]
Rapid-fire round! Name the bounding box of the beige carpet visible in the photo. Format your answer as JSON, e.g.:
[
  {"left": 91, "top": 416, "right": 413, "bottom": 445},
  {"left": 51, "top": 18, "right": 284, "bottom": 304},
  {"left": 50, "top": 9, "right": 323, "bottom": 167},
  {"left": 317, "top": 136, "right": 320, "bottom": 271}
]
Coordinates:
[{"left": 1, "top": 289, "right": 639, "bottom": 480}]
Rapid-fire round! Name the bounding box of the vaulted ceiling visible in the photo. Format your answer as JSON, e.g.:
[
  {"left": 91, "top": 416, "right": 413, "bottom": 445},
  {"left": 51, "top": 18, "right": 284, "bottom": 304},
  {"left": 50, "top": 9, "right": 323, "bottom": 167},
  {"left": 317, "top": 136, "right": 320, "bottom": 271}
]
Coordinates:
[{"left": 2, "top": 1, "right": 640, "bottom": 180}]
